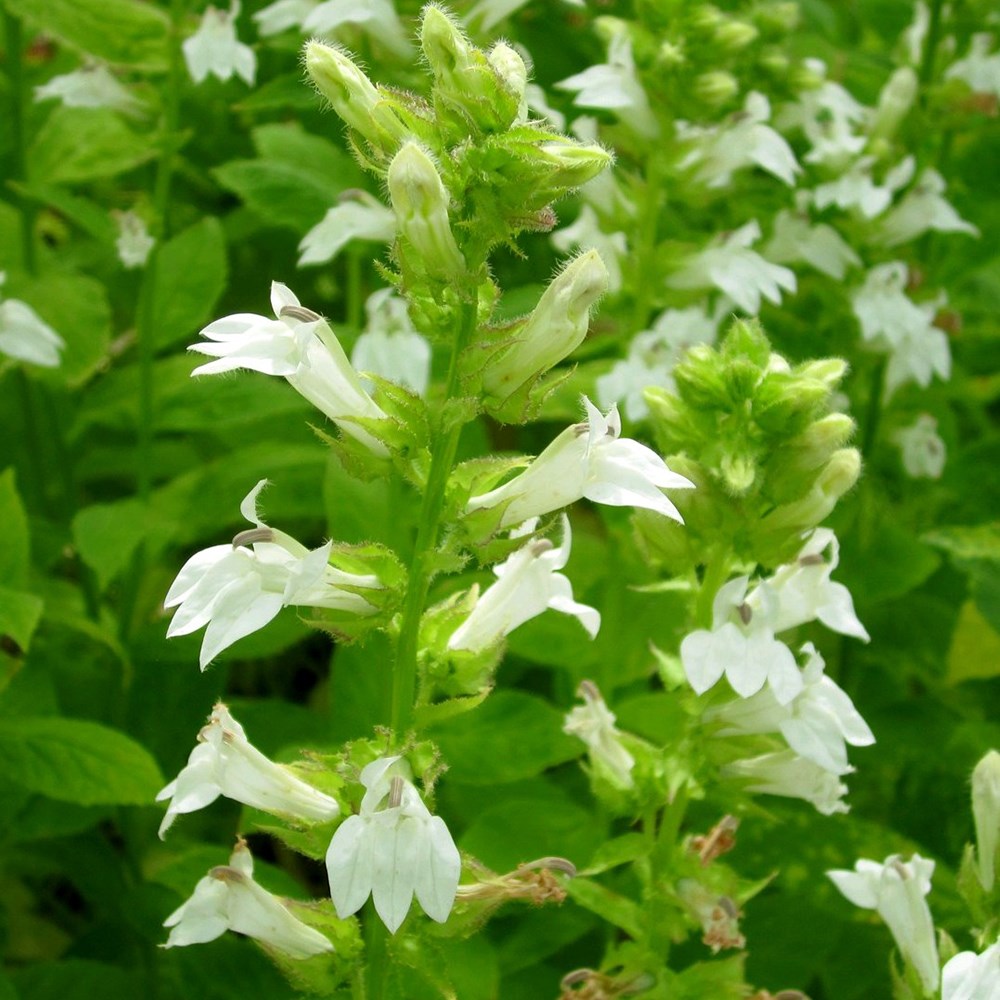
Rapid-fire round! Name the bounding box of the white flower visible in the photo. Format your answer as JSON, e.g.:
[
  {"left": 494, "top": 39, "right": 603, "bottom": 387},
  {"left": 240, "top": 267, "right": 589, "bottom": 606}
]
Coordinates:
[
  {"left": 750, "top": 528, "right": 870, "bottom": 641},
  {"left": 163, "top": 839, "right": 334, "bottom": 957},
  {"left": 563, "top": 680, "right": 634, "bottom": 789},
  {"left": 556, "top": 29, "right": 658, "bottom": 138},
  {"left": 676, "top": 92, "right": 800, "bottom": 189},
  {"left": 182, "top": 1, "right": 256, "bottom": 86},
  {"left": 706, "top": 643, "right": 875, "bottom": 774},
  {"left": 903, "top": 2, "right": 930, "bottom": 67},
  {"left": 596, "top": 303, "right": 720, "bottom": 421},
  {"left": 351, "top": 289, "right": 431, "bottom": 397},
  {"left": 666, "top": 220, "right": 797, "bottom": 314},
  {"left": 467, "top": 397, "right": 694, "bottom": 528},
  {"left": 569, "top": 116, "right": 636, "bottom": 220},
  {"left": 552, "top": 205, "right": 628, "bottom": 294},
  {"left": 253, "top": 0, "right": 317, "bottom": 35},
  {"left": 813, "top": 155, "right": 915, "bottom": 219},
  {"left": 763, "top": 201, "right": 861, "bottom": 281},
  {"left": 972, "top": 750, "right": 1000, "bottom": 892},
  {"left": 156, "top": 703, "right": 340, "bottom": 837},
  {"left": 680, "top": 576, "right": 803, "bottom": 704},
  {"left": 0, "top": 273, "right": 64, "bottom": 368},
  {"left": 189, "top": 281, "right": 388, "bottom": 453},
  {"left": 945, "top": 34, "right": 1000, "bottom": 99},
  {"left": 725, "top": 750, "right": 850, "bottom": 814},
  {"left": 942, "top": 941, "right": 1000, "bottom": 1000},
  {"left": 827, "top": 854, "right": 939, "bottom": 995},
  {"left": 165, "top": 480, "right": 381, "bottom": 668},
  {"left": 114, "top": 211, "right": 155, "bottom": 269},
  {"left": 326, "top": 756, "right": 460, "bottom": 933},
  {"left": 893, "top": 414, "right": 946, "bottom": 479},
  {"left": 34, "top": 64, "right": 143, "bottom": 114},
  {"left": 875, "top": 169, "right": 979, "bottom": 247},
  {"left": 302, "top": 0, "right": 410, "bottom": 57},
  {"left": 297, "top": 193, "right": 396, "bottom": 267},
  {"left": 448, "top": 515, "right": 600, "bottom": 652}
]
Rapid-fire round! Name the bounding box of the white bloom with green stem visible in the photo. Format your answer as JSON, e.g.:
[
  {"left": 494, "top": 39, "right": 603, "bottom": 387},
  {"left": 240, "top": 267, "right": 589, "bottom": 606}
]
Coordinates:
[
  {"left": 157, "top": 703, "right": 340, "bottom": 838},
  {"left": 326, "top": 757, "right": 460, "bottom": 933},
  {"left": 467, "top": 397, "right": 694, "bottom": 528},
  {"left": 552, "top": 205, "right": 628, "bottom": 294},
  {"left": 563, "top": 680, "right": 635, "bottom": 790},
  {"left": 763, "top": 200, "right": 861, "bottom": 281},
  {"left": 0, "top": 273, "right": 64, "bottom": 368},
  {"left": 163, "top": 839, "right": 334, "bottom": 957},
  {"left": 182, "top": 1, "right": 256, "bottom": 86},
  {"left": 351, "top": 289, "right": 431, "bottom": 397},
  {"left": 189, "top": 281, "right": 389, "bottom": 453},
  {"left": 812, "top": 155, "right": 915, "bottom": 219},
  {"left": 827, "top": 854, "right": 939, "bottom": 995},
  {"left": 875, "top": 169, "right": 979, "bottom": 247},
  {"left": 34, "top": 64, "right": 143, "bottom": 114},
  {"left": 725, "top": 749, "right": 850, "bottom": 814},
  {"left": 302, "top": 0, "right": 410, "bottom": 56},
  {"left": 297, "top": 192, "right": 396, "bottom": 267},
  {"left": 945, "top": 34, "right": 1000, "bottom": 99},
  {"left": 447, "top": 515, "right": 600, "bottom": 653},
  {"left": 165, "top": 479, "right": 381, "bottom": 669}
]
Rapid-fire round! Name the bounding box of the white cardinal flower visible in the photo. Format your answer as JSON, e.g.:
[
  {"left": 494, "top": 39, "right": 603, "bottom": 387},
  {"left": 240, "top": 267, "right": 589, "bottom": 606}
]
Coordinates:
[
  {"left": 725, "top": 750, "right": 850, "bottom": 814},
  {"left": 945, "top": 33, "right": 1000, "bottom": 99},
  {"left": 156, "top": 703, "right": 340, "bottom": 838},
  {"left": 302, "top": 0, "right": 410, "bottom": 57},
  {"left": 763, "top": 201, "right": 861, "bottom": 281},
  {"left": 351, "top": 288, "right": 431, "bottom": 397},
  {"left": 666, "top": 220, "right": 797, "bottom": 314},
  {"left": 556, "top": 28, "right": 658, "bottom": 138},
  {"left": 189, "top": 281, "right": 389, "bottom": 454},
  {"left": 34, "top": 64, "right": 144, "bottom": 114},
  {"left": 676, "top": 91, "right": 800, "bottom": 189},
  {"left": 114, "top": 211, "right": 155, "bottom": 269},
  {"left": 0, "top": 273, "right": 64, "bottom": 368},
  {"left": 813, "top": 156, "right": 915, "bottom": 219},
  {"left": 750, "top": 528, "right": 869, "bottom": 641},
  {"left": 326, "top": 756, "right": 461, "bottom": 934},
  {"left": 893, "top": 414, "right": 947, "bottom": 479},
  {"left": 705, "top": 643, "right": 875, "bottom": 774},
  {"left": 680, "top": 576, "right": 803, "bottom": 704},
  {"left": 297, "top": 192, "right": 396, "bottom": 267},
  {"left": 563, "top": 680, "right": 635, "bottom": 790},
  {"left": 253, "top": 0, "right": 317, "bottom": 35},
  {"left": 447, "top": 515, "right": 600, "bottom": 653},
  {"left": 827, "top": 854, "right": 939, "bottom": 995},
  {"left": 165, "top": 479, "right": 381, "bottom": 669},
  {"left": 467, "top": 397, "right": 694, "bottom": 528},
  {"left": 552, "top": 205, "right": 628, "bottom": 294},
  {"left": 874, "top": 169, "right": 979, "bottom": 247},
  {"left": 942, "top": 941, "right": 1000, "bottom": 1000},
  {"left": 163, "top": 839, "right": 334, "bottom": 957},
  {"left": 183, "top": 1, "right": 256, "bottom": 86},
  {"left": 972, "top": 749, "right": 1000, "bottom": 891}
]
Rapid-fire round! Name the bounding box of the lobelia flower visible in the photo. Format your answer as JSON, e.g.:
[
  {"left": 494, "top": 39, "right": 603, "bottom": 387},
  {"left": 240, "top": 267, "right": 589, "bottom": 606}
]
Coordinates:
[
  {"left": 945, "top": 33, "right": 1000, "bottom": 99},
  {"left": 447, "top": 515, "right": 600, "bottom": 653},
  {"left": 827, "top": 854, "right": 939, "bottom": 995},
  {"left": 812, "top": 156, "right": 915, "bottom": 219},
  {"left": 942, "top": 941, "right": 1000, "bottom": 1000},
  {"left": 301, "top": 0, "right": 410, "bottom": 56},
  {"left": 157, "top": 703, "right": 340, "bottom": 837},
  {"left": 972, "top": 749, "right": 1000, "bottom": 891},
  {"left": 351, "top": 289, "right": 431, "bottom": 397},
  {"left": 725, "top": 750, "right": 850, "bottom": 814},
  {"left": 763, "top": 199, "right": 861, "bottom": 281},
  {"left": 114, "top": 211, "right": 155, "bottom": 269},
  {"left": 563, "top": 680, "right": 635, "bottom": 790},
  {"left": 675, "top": 91, "right": 801, "bottom": 189},
  {"left": 297, "top": 192, "right": 396, "bottom": 267},
  {"left": 666, "top": 220, "right": 797, "bottom": 315},
  {"left": 874, "top": 169, "right": 979, "bottom": 247},
  {"left": 680, "top": 576, "right": 803, "bottom": 704},
  {"left": 163, "top": 838, "right": 334, "bottom": 957},
  {"left": 34, "top": 63, "right": 144, "bottom": 115},
  {"left": 189, "top": 281, "right": 389, "bottom": 454},
  {"left": 165, "top": 479, "right": 381, "bottom": 669},
  {"left": 705, "top": 643, "right": 874, "bottom": 775},
  {"left": 467, "top": 397, "right": 694, "bottom": 529},
  {"left": 0, "top": 273, "right": 64, "bottom": 368},
  {"left": 326, "top": 756, "right": 461, "bottom": 933},
  {"left": 893, "top": 414, "right": 947, "bottom": 479},
  {"left": 552, "top": 205, "right": 628, "bottom": 294},
  {"left": 252, "top": 0, "right": 316, "bottom": 35},
  {"left": 182, "top": 1, "right": 256, "bottom": 86}
]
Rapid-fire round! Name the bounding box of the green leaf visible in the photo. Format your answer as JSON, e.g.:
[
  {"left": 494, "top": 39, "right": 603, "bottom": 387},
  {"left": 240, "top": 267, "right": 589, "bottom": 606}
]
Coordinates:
[
  {"left": 235, "top": 73, "right": 323, "bottom": 112},
  {"left": 430, "top": 691, "right": 579, "bottom": 784},
  {"left": 213, "top": 159, "right": 336, "bottom": 233},
  {"left": 151, "top": 216, "right": 228, "bottom": 349},
  {"left": 28, "top": 108, "right": 156, "bottom": 184},
  {"left": 945, "top": 601, "right": 1000, "bottom": 684},
  {"left": 924, "top": 523, "right": 1000, "bottom": 563},
  {"left": 565, "top": 877, "right": 644, "bottom": 939},
  {"left": 72, "top": 499, "right": 149, "bottom": 590},
  {"left": 0, "top": 586, "right": 44, "bottom": 652},
  {"left": 0, "top": 717, "right": 164, "bottom": 805},
  {"left": 13, "top": 0, "right": 170, "bottom": 69},
  {"left": 251, "top": 123, "right": 363, "bottom": 191},
  {"left": 10, "top": 960, "right": 134, "bottom": 1000},
  {"left": 0, "top": 469, "right": 30, "bottom": 586}
]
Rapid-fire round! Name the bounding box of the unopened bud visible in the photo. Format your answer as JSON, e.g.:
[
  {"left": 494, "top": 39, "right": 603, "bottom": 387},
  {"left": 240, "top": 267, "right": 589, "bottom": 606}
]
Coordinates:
[
  {"left": 755, "top": 2, "right": 800, "bottom": 33},
  {"left": 658, "top": 40, "right": 686, "bottom": 66},
  {"left": 796, "top": 358, "right": 847, "bottom": 391},
  {"left": 538, "top": 138, "right": 614, "bottom": 190},
  {"left": 871, "top": 66, "right": 918, "bottom": 141},
  {"left": 421, "top": 5, "right": 476, "bottom": 78},
  {"left": 972, "top": 749, "right": 1000, "bottom": 890},
  {"left": 690, "top": 5, "right": 725, "bottom": 32},
  {"left": 694, "top": 70, "right": 739, "bottom": 106},
  {"left": 763, "top": 447, "right": 860, "bottom": 531},
  {"left": 714, "top": 20, "right": 759, "bottom": 51},
  {"left": 387, "top": 142, "right": 466, "bottom": 280},
  {"left": 488, "top": 41, "right": 527, "bottom": 118},
  {"left": 483, "top": 250, "right": 608, "bottom": 399}
]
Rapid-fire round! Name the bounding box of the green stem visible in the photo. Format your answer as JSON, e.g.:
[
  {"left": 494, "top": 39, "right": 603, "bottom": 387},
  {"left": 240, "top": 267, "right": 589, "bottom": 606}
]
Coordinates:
[
  {"left": 918, "top": 0, "right": 945, "bottom": 87},
  {"left": 4, "top": 10, "right": 37, "bottom": 275},
  {"left": 861, "top": 358, "right": 885, "bottom": 459},
  {"left": 693, "top": 553, "right": 730, "bottom": 630},
  {"left": 390, "top": 299, "right": 478, "bottom": 737},
  {"left": 631, "top": 154, "right": 663, "bottom": 333},
  {"left": 363, "top": 901, "right": 385, "bottom": 1000},
  {"left": 346, "top": 248, "right": 364, "bottom": 331}
]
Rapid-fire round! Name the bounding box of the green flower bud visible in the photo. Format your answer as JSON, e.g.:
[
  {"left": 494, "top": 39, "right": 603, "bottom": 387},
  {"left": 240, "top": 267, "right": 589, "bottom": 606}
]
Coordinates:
[
  {"left": 658, "top": 39, "right": 686, "bottom": 67},
  {"left": 388, "top": 142, "right": 466, "bottom": 281},
  {"left": 536, "top": 138, "right": 614, "bottom": 191},
  {"left": 689, "top": 5, "right": 725, "bottom": 32},
  {"left": 304, "top": 41, "right": 408, "bottom": 153},
  {"left": 871, "top": 66, "right": 918, "bottom": 141},
  {"left": 714, "top": 20, "right": 759, "bottom": 52},
  {"left": 796, "top": 358, "right": 848, "bottom": 391},
  {"left": 761, "top": 447, "right": 861, "bottom": 534},
  {"left": 759, "top": 50, "right": 791, "bottom": 77},
  {"left": 694, "top": 71, "right": 739, "bottom": 106},
  {"left": 972, "top": 749, "right": 1000, "bottom": 891},
  {"left": 488, "top": 41, "right": 528, "bottom": 118},
  {"left": 483, "top": 250, "right": 608, "bottom": 401},
  {"left": 754, "top": 2, "right": 800, "bottom": 33},
  {"left": 763, "top": 413, "right": 856, "bottom": 502}
]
